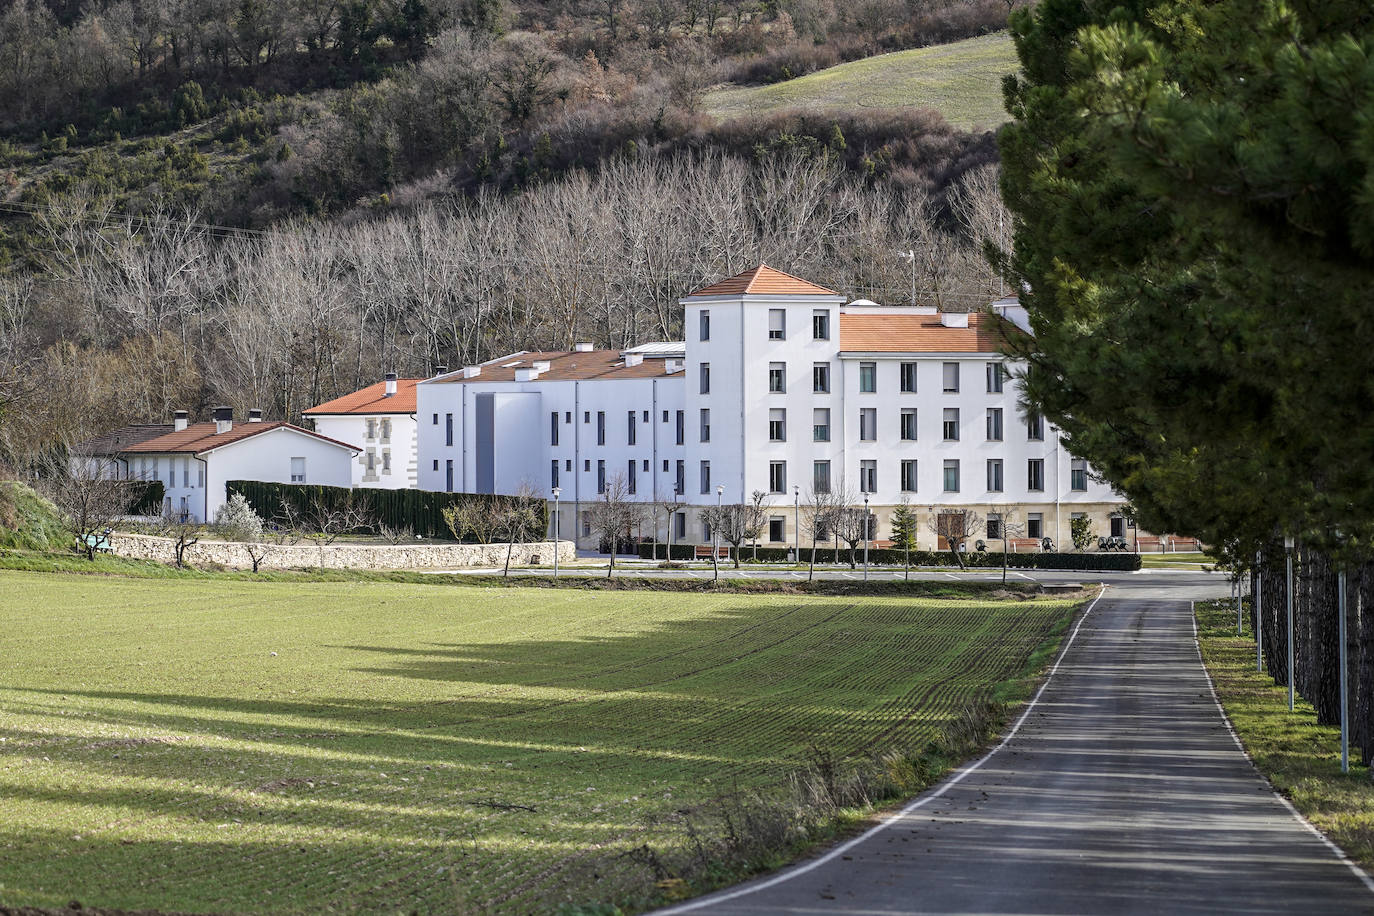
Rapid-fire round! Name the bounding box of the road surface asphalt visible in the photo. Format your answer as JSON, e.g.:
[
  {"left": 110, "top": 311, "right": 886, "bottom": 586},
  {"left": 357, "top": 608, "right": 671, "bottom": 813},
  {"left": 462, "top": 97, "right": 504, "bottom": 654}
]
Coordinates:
[{"left": 656, "top": 576, "right": 1374, "bottom": 915}]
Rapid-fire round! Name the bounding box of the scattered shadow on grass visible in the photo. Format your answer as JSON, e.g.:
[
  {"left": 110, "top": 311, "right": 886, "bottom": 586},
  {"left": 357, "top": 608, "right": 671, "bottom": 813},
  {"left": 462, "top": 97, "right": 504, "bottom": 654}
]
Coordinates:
[{"left": 0, "top": 581, "right": 1080, "bottom": 914}]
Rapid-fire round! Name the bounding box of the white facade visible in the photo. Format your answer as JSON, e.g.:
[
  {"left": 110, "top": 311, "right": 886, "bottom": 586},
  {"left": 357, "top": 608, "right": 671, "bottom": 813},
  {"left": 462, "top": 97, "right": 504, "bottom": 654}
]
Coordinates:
[
  {"left": 412, "top": 267, "right": 1126, "bottom": 549},
  {"left": 308, "top": 413, "right": 418, "bottom": 489},
  {"left": 126, "top": 422, "right": 358, "bottom": 523},
  {"left": 303, "top": 376, "right": 420, "bottom": 489}
]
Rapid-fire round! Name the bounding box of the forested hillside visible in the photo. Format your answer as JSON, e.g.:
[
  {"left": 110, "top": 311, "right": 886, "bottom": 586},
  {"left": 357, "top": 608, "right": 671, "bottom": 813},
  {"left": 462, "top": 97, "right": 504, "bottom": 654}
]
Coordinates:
[{"left": 0, "top": 0, "right": 1019, "bottom": 467}]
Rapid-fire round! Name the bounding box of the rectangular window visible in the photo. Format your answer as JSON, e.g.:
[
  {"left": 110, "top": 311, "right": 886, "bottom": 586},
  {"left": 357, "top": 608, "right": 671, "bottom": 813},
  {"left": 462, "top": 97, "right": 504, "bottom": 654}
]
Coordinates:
[
  {"left": 1028, "top": 458, "right": 1045, "bottom": 492},
  {"left": 366, "top": 418, "right": 377, "bottom": 439},
  {"left": 699, "top": 363, "right": 710, "bottom": 394},
  {"left": 769, "top": 460, "right": 786, "bottom": 494},
  {"left": 290, "top": 457, "right": 306, "bottom": 483},
  {"left": 566, "top": 459, "right": 572, "bottom": 471},
  {"left": 565, "top": 411, "right": 572, "bottom": 423},
  {"left": 550, "top": 411, "right": 560, "bottom": 446},
  {"left": 380, "top": 418, "right": 391, "bottom": 440},
  {"left": 943, "top": 361, "right": 960, "bottom": 392},
  {"left": 700, "top": 408, "right": 711, "bottom": 442},
  {"left": 987, "top": 459, "right": 1004, "bottom": 492},
  {"left": 643, "top": 458, "right": 649, "bottom": 472},
  {"left": 597, "top": 411, "right": 606, "bottom": 445},
  {"left": 1028, "top": 513, "right": 1043, "bottom": 539},
  {"left": 597, "top": 459, "right": 607, "bottom": 494},
  {"left": 182, "top": 459, "right": 189, "bottom": 488},
  {"left": 943, "top": 459, "right": 960, "bottom": 492},
  {"left": 662, "top": 409, "right": 669, "bottom": 422},
  {"left": 551, "top": 460, "right": 559, "bottom": 489},
  {"left": 1027, "top": 412, "right": 1045, "bottom": 441},
  {"left": 366, "top": 451, "right": 376, "bottom": 473},
  {"left": 813, "top": 407, "right": 830, "bottom": 442},
  {"left": 445, "top": 459, "right": 453, "bottom": 492},
  {"left": 901, "top": 459, "right": 918, "bottom": 492},
  {"left": 769, "top": 516, "right": 785, "bottom": 542},
  {"left": 986, "top": 361, "right": 1004, "bottom": 393},
  {"left": 584, "top": 411, "right": 590, "bottom": 423},
  {"left": 900, "top": 408, "right": 917, "bottom": 441},
  {"left": 700, "top": 460, "right": 711, "bottom": 495},
  {"left": 432, "top": 413, "right": 438, "bottom": 425},
  {"left": 582, "top": 511, "right": 592, "bottom": 537},
  {"left": 860, "top": 460, "right": 877, "bottom": 494},
  {"left": 813, "top": 309, "right": 830, "bottom": 340},
  {"left": 769, "top": 407, "right": 787, "bottom": 441},
  {"left": 900, "top": 361, "right": 918, "bottom": 393},
  {"left": 643, "top": 410, "right": 649, "bottom": 422},
  {"left": 663, "top": 459, "right": 669, "bottom": 472},
  {"left": 986, "top": 408, "right": 1003, "bottom": 441},
  {"left": 628, "top": 411, "right": 636, "bottom": 445},
  {"left": 987, "top": 515, "right": 1002, "bottom": 540},
  {"left": 813, "top": 362, "right": 830, "bottom": 393},
  {"left": 675, "top": 511, "right": 686, "bottom": 540},
  {"left": 859, "top": 407, "right": 877, "bottom": 441},
  {"left": 699, "top": 310, "right": 710, "bottom": 341},
  {"left": 768, "top": 308, "right": 786, "bottom": 339},
  {"left": 444, "top": 413, "right": 453, "bottom": 447},
  {"left": 943, "top": 407, "right": 960, "bottom": 441},
  {"left": 584, "top": 459, "right": 591, "bottom": 472},
  {"left": 628, "top": 459, "right": 637, "bottom": 495},
  {"left": 197, "top": 464, "right": 205, "bottom": 488},
  {"left": 769, "top": 362, "right": 786, "bottom": 393},
  {"left": 813, "top": 460, "right": 831, "bottom": 494},
  {"left": 859, "top": 362, "right": 876, "bottom": 393},
  {"left": 433, "top": 459, "right": 439, "bottom": 471},
  {"left": 1071, "top": 458, "right": 1088, "bottom": 491},
  {"left": 675, "top": 460, "right": 685, "bottom": 495},
  {"left": 675, "top": 410, "right": 685, "bottom": 445}
]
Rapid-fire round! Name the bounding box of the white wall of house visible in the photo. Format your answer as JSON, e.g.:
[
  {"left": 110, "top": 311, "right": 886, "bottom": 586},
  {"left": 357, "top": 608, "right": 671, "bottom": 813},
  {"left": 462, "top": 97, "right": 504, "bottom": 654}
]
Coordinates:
[
  {"left": 131, "top": 428, "right": 356, "bottom": 523},
  {"left": 309, "top": 414, "right": 416, "bottom": 489}
]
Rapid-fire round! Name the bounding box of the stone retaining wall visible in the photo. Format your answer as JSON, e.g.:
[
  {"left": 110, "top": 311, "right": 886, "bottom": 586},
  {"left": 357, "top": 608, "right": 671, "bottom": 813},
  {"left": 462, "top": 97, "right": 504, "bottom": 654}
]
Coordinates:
[{"left": 110, "top": 532, "right": 575, "bottom": 571}]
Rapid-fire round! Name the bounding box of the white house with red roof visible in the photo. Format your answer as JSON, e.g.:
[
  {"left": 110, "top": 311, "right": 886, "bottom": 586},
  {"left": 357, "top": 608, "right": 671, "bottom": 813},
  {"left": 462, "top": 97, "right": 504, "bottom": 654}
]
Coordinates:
[
  {"left": 120, "top": 407, "right": 359, "bottom": 523},
  {"left": 304, "top": 373, "right": 422, "bottom": 489}
]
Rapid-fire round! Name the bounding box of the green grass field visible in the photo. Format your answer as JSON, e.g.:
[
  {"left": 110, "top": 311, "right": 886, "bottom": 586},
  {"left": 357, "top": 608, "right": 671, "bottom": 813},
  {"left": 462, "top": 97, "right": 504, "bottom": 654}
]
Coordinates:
[
  {"left": 1140, "top": 552, "right": 1211, "bottom": 568},
  {"left": 0, "top": 571, "right": 1076, "bottom": 913},
  {"left": 705, "top": 32, "right": 1017, "bottom": 131},
  {"left": 1195, "top": 599, "right": 1374, "bottom": 872}
]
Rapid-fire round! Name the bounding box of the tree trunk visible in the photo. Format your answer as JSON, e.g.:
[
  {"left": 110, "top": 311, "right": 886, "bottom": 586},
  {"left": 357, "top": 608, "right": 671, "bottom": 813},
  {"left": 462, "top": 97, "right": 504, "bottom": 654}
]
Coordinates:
[
  {"left": 809, "top": 538, "right": 817, "bottom": 582},
  {"left": 504, "top": 539, "right": 514, "bottom": 577}
]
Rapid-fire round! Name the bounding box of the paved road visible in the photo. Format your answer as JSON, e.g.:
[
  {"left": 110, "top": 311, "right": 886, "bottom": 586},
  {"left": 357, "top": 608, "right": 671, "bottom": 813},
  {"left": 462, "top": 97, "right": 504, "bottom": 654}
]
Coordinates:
[{"left": 657, "top": 579, "right": 1374, "bottom": 915}]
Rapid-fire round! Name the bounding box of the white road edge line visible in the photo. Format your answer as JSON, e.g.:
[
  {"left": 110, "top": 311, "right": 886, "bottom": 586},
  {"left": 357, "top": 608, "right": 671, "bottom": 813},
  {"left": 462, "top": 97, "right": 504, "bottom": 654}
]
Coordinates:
[
  {"left": 1190, "top": 600, "right": 1374, "bottom": 895},
  {"left": 654, "top": 584, "right": 1110, "bottom": 915}
]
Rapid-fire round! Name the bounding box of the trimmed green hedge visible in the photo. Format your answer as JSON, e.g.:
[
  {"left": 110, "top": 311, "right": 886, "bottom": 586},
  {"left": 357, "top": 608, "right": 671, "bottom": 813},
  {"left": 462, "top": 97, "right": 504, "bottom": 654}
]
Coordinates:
[
  {"left": 636, "top": 542, "right": 1141, "bottom": 571},
  {"left": 128, "top": 480, "right": 164, "bottom": 515},
  {"left": 226, "top": 481, "right": 547, "bottom": 541}
]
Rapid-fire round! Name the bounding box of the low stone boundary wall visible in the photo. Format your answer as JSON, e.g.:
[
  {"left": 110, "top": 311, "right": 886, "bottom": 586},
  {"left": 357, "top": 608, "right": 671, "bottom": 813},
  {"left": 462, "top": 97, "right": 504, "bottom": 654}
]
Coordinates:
[{"left": 110, "top": 532, "right": 575, "bottom": 571}]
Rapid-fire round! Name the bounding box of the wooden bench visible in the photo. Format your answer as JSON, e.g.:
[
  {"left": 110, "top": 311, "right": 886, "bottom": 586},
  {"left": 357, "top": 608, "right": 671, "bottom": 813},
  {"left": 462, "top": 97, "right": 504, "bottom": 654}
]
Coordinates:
[
  {"left": 870, "top": 539, "right": 894, "bottom": 550},
  {"left": 1167, "top": 536, "right": 1202, "bottom": 552},
  {"left": 694, "top": 544, "right": 730, "bottom": 559},
  {"left": 81, "top": 532, "right": 113, "bottom": 553},
  {"left": 1136, "top": 535, "right": 1162, "bottom": 552},
  {"left": 1008, "top": 537, "right": 1041, "bottom": 553}
]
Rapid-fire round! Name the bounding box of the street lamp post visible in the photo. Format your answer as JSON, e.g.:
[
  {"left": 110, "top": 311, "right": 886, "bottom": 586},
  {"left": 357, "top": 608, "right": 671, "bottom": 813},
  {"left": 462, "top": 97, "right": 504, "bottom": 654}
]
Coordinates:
[
  {"left": 863, "top": 494, "right": 870, "bottom": 582},
  {"left": 714, "top": 484, "right": 724, "bottom": 581},
  {"left": 551, "top": 487, "right": 561, "bottom": 579},
  {"left": 793, "top": 484, "right": 800, "bottom": 565}
]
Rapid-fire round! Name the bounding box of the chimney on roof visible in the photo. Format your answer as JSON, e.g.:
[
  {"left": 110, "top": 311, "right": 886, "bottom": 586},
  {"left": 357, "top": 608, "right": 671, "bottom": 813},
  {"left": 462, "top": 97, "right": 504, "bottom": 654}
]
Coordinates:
[
  {"left": 515, "top": 367, "right": 541, "bottom": 382},
  {"left": 939, "top": 311, "right": 970, "bottom": 328},
  {"left": 248, "top": 408, "right": 263, "bottom": 422},
  {"left": 462, "top": 366, "right": 481, "bottom": 378},
  {"left": 434, "top": 365, "right": 448, "bottom": 376},
  {"left": 213, "top": 406, "right": 233, "bottom": 434},
  {"left": 173, "top": 409, "right": 188, "bottom": 432},
  {"left": 574, "top": 342, "right": 594, "bottom": 352},
  {"left": 384, "top": 372, "right": 398, "bottom": 397},
  {"left": 624, "top": 353, "right": 644, "bottom": 367}
]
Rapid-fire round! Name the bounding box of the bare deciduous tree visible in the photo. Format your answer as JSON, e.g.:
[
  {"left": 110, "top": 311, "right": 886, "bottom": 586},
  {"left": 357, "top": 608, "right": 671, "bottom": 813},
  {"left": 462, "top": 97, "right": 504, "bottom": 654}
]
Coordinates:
[
  {"left": 589, "top": 473, "right": 641, "bottom": 579},
  {"left": 42, "top": 455, "right": 133, "bottom": 560},
  {"left": 926, "top": 508, "right": 984, "bottom": 570}
]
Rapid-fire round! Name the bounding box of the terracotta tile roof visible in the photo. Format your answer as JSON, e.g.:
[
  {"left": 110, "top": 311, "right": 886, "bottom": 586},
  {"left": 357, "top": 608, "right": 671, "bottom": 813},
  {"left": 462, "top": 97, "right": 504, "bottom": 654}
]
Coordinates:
[
  {"left": 304, "top": 379, "right": 420, "bottom": 416},
  {"left": 430, "top": 350, "right": 680, "bottom": 383},
  {"left": 839, "top": 310, "right": 1016, "bottom": 353},
  {"left": 121, "top": 422, "right": 359, "bottom": 455},
  {"left": 74, "top": 424, "right": 173, "bottom": 456},
  {"left": 687, "top": 265, "right": 839, "bottom": 298}
]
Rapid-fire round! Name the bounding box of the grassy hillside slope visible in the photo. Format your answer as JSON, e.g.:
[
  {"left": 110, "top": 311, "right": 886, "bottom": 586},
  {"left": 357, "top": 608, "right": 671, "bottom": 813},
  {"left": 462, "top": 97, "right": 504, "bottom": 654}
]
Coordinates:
[
  {"left": 0, "top": 572, "right": 1077, "bottom": 913},
  {"left": 0, "top": 480, "right": 67, "bottom": 552},
  {"left": 705, "top": 32, "right": 1017, "bottom": 131}
]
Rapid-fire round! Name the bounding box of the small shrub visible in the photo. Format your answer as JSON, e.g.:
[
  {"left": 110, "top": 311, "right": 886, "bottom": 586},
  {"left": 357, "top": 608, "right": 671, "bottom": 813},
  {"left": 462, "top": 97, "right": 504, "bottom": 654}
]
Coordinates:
[{"left": 214, "top": 493, "right": 264, "bottom": 541}]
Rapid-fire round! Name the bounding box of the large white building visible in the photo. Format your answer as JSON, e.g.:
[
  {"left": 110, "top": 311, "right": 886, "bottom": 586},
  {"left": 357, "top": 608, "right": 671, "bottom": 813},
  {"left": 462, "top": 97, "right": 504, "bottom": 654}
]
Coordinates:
[{"left": 415, "top": 266, "right": 1125, "bottom": 550}]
